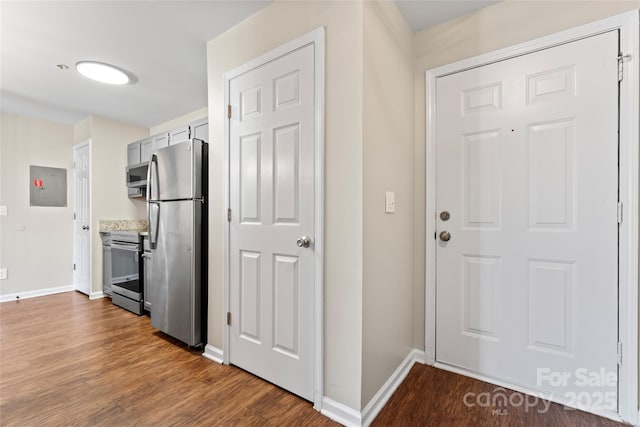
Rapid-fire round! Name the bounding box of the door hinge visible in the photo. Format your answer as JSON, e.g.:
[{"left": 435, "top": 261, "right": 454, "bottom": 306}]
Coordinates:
[
  {"left": 227, "top": 104, "right": 232, "bottom": 119},
  {"left": 227, "top": 208, "right": 232, "bottom": 222},
  {"left": 226, "top": 311, "right": 231, "bottom": 326},
  {"left": 73, "top": 263, "right": 76, "bottom": 271},
  {"left": 617, "top": 341, "right": 623, "bottom": 365},
  {"left": 617, "top": 202, "right": 623, "bottom": 224},
  {"left": 618, "top": 53, "right": 632, "bottom": 82},
  {"left": 74, "top": 212, "right": 77, "bottom": 220}
]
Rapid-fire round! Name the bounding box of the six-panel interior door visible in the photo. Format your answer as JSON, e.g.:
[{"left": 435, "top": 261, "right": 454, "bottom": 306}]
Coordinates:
[
  {"left": 435, "top": 31, "right": 619, "bottom": 406},
  {"left": 73, "top": 143, "right": 91, "bottom": 295},
  {"left": 228, "top": 43, "right": 315, "bottom": 401}
]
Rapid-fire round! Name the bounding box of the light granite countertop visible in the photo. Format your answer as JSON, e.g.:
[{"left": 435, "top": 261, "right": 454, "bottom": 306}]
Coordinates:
[{"left": 99, "top": 219, "right": 148, "bottom": 232}]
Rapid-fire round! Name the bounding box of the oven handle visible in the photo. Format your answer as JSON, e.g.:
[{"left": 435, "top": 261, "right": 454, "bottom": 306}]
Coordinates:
[{"left": 110, "top": 242, "right": 140, "bottom": 252}]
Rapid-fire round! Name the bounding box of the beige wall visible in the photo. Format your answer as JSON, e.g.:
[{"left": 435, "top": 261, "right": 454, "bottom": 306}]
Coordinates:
[
  {"left": 0, "top": 112, "right": 74, "bottom": 296},
  {"left": 74, "top": 116, "right": 148, "bottom": 295},
  {"left": 412, "top": 0, "right": 640, "bottom": 350},
  {"left": 149, "top": 106, "right": 208, "bottom": 135},
  {"left": 207, "top": 0, "right": 364, "bottom": 409},
  {"left": 361, "top": 0, "right": 414, "bottom": 408}
]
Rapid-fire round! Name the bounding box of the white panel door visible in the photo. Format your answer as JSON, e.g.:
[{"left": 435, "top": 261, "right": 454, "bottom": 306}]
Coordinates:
[
  {"left": 73, "top": 142, "right": 91, "bottom": 295},
  {"left": 229, "top": 43, "right": 315, "bottom": 400},
  {"left": 436, "top": 31, "right": 619, "bottom": 407}
]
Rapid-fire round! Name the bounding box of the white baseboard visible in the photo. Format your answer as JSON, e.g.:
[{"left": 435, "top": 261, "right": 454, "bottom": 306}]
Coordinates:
[
  {"left": 0, "top": 285, "right": 74, "bottom": 303},
  {"left": 321, "top": 397, "right": 361, "bottom": 427},
  {"left": 361, "top": 349, "right": 426, "bottom": 426},
  {"left": 321, "top": 349, "right": 426, "bottom": 427},
  {"left": 203, "top": 344, "right": 224, "bottom": 364},
  {"left": 89, "top": 291, "right": 105, "bottom": 300}
]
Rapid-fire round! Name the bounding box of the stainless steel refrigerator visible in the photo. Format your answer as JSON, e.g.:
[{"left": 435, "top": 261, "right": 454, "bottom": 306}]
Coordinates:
[{"left": 147, "top": 139, "right": 207, "bottom": 347}]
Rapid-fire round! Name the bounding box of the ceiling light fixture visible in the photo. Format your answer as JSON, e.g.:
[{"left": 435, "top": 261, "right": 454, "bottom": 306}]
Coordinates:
[{"left": 76, "top": 61, "right": 130, "bottom": 85}]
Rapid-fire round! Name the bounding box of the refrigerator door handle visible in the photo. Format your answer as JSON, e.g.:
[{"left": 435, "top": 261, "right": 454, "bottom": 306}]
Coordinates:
[
  {"left": 146, "top": 153, "right": 158, "bottom": 202},
  {"left": 149, "top": 202, "right": 160, "bottom": 249},
  {"left": 147, "top": 153, "right": 159, "bottom": 249}
]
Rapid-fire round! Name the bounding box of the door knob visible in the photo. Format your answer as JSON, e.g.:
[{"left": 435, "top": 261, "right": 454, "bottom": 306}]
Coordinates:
[
  {"left": 439, "top": 211, "right": 451, "bottom": 221},
  {"left": 82, "top": 225, "right": 90, "bottom": 230},
  {"left": 296, "top": 236, "right": 311, "bottom": 248},
  {"left": 439, "top": 231, "right": 451, "bottom": 242}
]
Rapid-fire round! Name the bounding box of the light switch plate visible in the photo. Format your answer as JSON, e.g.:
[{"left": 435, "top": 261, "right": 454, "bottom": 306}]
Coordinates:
[
  {"left": 385, "top": 191, "right": 395, "bottom": 213},
  {"left": 0, "top": 269, "right": 7, "bottom": 280},
  {"left": 0, "top": 206, "right": 7, "bottom": 216}
]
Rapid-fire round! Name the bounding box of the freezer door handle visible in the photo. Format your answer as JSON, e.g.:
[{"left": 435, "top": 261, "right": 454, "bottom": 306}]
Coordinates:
[
  {"left": 146, "top": 153, "right": 158, "bottom": 202},
  {"left": 149, "top": 201, "right": 160, "bottom": 249}
]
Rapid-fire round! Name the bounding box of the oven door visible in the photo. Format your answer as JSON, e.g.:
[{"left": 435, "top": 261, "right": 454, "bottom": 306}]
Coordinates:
[{"left": 110, "top": 242, "right": 141, "bottom": 300}]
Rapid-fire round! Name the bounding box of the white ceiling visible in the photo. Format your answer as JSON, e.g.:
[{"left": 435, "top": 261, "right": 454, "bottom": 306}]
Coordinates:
[
  {"left": 0, "top": 1, "right": 271, "bottom": 128},
  {"left": 395, "top": 0, "right": 500, "bottom": 32},
  {"left": 0, "top": 0, "right": 498, "bottom": 129}
]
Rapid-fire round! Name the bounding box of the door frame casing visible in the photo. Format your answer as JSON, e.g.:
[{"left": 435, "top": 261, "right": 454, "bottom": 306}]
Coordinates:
[
  {"left": 424, "top": 11, "right": 639, "bottom": 424},
  {"left": 72, "top": 139, "right": 92, "bottom": 296},
  {"left": 223, "top": 27, "right": 325, "bottom": 409}
]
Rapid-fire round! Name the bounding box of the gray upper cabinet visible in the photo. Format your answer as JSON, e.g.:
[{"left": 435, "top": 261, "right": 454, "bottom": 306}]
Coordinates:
[
  {"left": 139, "top": 137, "right": 153, "bottom": 163},
  {"left": 127, "top": 141, "right": 141, "bottom": 166},
  {"left": 153, "top": 132, "right": 169, "bottom": 149},
  {"left": 141, "top": 133, "right": 169, "bottom": 162},
  {"left": 190, "top": 117, "right": 209, "bottom": 142},
  {"left": 167, "top": 118, "right": 208, "bottom": 146},
  {"left": 169, "top": 126, "right": 190, "bottom": 145},
  {"left": 126, "top": 118, "right": 207, "bottom": 172}
]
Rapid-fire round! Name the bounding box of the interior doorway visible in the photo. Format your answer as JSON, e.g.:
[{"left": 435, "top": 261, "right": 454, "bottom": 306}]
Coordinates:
[
  {"left": 73, "top": 141, "right": 91, "bottom": 296},
  {"left": 425, "top": 12, "right": 639, "bottom": 424}
]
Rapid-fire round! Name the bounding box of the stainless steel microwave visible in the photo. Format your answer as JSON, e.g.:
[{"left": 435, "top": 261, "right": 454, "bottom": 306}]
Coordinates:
[{"left": 126, "top": 162, "right": 148, "bottom": 188}]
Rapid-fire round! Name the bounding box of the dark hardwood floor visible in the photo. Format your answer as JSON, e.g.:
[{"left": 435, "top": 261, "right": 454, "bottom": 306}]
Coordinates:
[
  {"left": 0, "top": 292, "right": 626, "bottom": 426},
  {"left": 373, "top": 365, "right": 625, "bottom": 427},
  {"left": 0, "top": 292, "right": 335, "bottom": 426}
]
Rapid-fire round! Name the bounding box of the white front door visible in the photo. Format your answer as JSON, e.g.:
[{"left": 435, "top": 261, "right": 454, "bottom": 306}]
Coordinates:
[
  {"left": 228, "top": 43, "right": 315, "bottom": 400},
  {"left": 73, "top": 142, "right": 91, "bottom": 295},
  {"left": 436, "top": 31, "right": 619, "bottom": 408}
]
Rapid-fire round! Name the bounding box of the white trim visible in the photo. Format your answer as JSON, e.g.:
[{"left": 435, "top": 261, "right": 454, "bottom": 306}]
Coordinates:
[
  {"left": 615, "top": 10, "right": 639, "bottom": 425},
  {"left": 361, "top": 349, "right": 426, "bottom": 426},
  {"left": 424, "top": 10, "right": 639, "bottom": 425},
  {"left": 434, "top": 362, "right": 623, "bottom": 424},
  {"left": 222, "top": 58, "right": 231, "bottom": 367},
  {"left": 0, "top": 286, "right": 74, "bottom": 303},
  {"left": 312, "top": 25, "right": 326, "bottom": 412},
  {"left": 203, "top": 344, "right": 224, "bottom": 364},
  {"left": 223, "top": 27, "right": 326, "bottom": 409},
  {"left": 89, "top": 291, "right": 105, "bottom": 300},
  {"left": 320, "top": 397, "right": 361, "bottom": 427},
  {"left": 424, "top": 56, "right": 437, "bottom": 366},
  {"left": 222, "top": 69, "right": 231, "bottom": 366}
]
